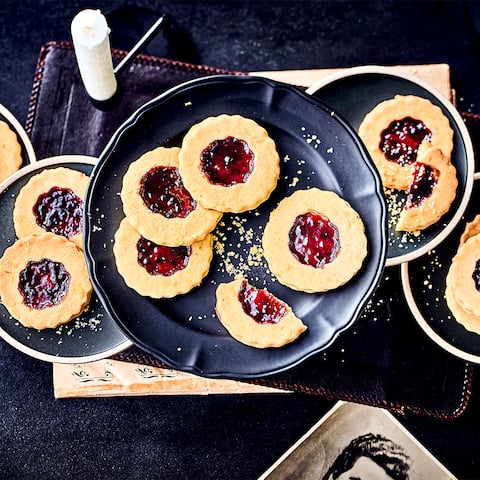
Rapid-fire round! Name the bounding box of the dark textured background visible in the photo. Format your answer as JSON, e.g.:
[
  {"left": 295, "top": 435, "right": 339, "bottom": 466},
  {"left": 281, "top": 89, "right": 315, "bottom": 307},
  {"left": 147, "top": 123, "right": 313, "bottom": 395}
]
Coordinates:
[{"left": 1, "top": 1, "right": 480, "bottom": 478}]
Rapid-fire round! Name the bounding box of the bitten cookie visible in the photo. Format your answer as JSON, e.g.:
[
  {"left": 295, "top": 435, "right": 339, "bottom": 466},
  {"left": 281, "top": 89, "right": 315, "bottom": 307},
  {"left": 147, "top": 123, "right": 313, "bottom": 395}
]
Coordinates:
[
  {"left": 113, "top": 217, "right": 213, "bottom": 298},
  {"left": 120, "top": 146, "right": 222, "bottom": 246},
  {"left": 0, "top": 233, "right": 93, "bottom": 330},
  {"left": 358, "top": 95, "right": 454, "bottom": 190},
  {"left": 396, "top": 144, "right": 458, "bottom": 232},
  {"left": 0, "top": 120, "right": 22, "bottom": 184},
  {"left": 215, "top": 278, "right": 307, "bottom": 348},
  {"left": 178, "top": 114, "right": 280, "bottom": 213},
  {"left": 262, "top": 188, "right": 367, "bottom": 293},
  {"left": 13, "top": 167, "right": 89, "bottom": 249}
]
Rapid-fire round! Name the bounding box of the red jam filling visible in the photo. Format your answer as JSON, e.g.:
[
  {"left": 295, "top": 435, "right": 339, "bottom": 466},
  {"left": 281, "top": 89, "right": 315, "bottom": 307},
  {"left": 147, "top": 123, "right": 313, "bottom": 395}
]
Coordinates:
[
  {"left": 18, "top": 258, "right": 71, "bottom": 310},
  {"left": 380, "top": 116, "right": 432, "bottom": 166},
  {"left": 201, "top": 136, "right": 254, "bottom": 186},
  {"left": 288, "top": 211, "right": 340, "bottom": 268},
  {"left": 238, "top": 280, "right": 287, "bottom": 324},
  {"left": 140, "top": 166, "right": 197, "bottom": 219},
  {"left": 405, "top": 163, "right": 438, "bottom": 209},
  {"left": 473, "top": 259, "right": 480, "bottom": 291},
  {"left": 136, "top": 236, "right": 190, "bottom": 276},
  {"left": 34, "top": 186, "right": 83, "bottom": 238}
]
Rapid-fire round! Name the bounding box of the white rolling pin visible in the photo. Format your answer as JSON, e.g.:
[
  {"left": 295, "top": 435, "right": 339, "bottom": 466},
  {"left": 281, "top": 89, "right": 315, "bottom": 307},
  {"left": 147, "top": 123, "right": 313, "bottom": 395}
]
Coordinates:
[{"left": 71, "top": 9, "right": 117, "bottom": 102}]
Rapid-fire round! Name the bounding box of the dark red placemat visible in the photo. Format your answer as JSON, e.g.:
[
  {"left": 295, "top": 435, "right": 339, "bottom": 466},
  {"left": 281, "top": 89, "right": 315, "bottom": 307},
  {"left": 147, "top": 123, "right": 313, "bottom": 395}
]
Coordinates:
[{"left": 26, "top": 41, "right": 474, "bottom": 418}]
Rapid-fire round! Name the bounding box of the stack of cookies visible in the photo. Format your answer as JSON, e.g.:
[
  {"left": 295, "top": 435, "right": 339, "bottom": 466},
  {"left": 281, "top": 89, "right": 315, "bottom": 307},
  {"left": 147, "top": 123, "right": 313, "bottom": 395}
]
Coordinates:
[
  {"left": 358, "top": 94, "right": 458, "bottom": 232},
  {"left": 0, "top": 167, "right": 92, "bottom": 330}
]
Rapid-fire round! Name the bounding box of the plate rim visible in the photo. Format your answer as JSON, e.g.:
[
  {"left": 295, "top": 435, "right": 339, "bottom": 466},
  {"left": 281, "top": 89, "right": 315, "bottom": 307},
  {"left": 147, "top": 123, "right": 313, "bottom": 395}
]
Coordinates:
[
  {"left": 84, "top": 74, "right": 387, "bottom": 378},
  {"left": 0, "top": 102, "right": 36, "bottom": 188},
  {"left": 305, "top": 65, "right": 475, "bottom": 267},
  {"left": 0, "top": 155, "right": 132, "bottom": 364},
  {"left": 400, "top": 172, "right": 480, "bottom": 364}
]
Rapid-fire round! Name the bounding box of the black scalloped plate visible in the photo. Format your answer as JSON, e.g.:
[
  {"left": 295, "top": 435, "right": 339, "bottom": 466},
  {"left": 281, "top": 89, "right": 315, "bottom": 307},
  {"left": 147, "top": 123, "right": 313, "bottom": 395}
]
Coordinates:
[
  {"left": 402, "top": 174, "right": 480, "bottom": 363},
  {"left": 84, "top": 75, "right": 387, "bottom": 379},
  {"left": 0, "top": 156, "right": 131, "bottom": 363},
  {"left": 307, "top": 66, "right": 474, "bottom": 267}
]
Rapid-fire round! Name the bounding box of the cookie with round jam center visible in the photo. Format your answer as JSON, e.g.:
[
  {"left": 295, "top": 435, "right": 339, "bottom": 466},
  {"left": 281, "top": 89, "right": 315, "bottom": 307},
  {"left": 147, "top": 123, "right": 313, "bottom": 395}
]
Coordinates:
[
  {"left": 263, "top": 188, "right": 367, "bottom": 293},
  {"left": 178, "top": 114, "right": 280, "bottom": 213},
  {"left": 114, "top": 218, "right": 213, "bottom": 298},
  {"left": 0, "top": 232, "right": 92, "bottom": 330},
  {"left": 121, "top": 146, "right": 221, "bottom": 247},
  {"left": 13, "top": 167, "right": 89, "bottom": 249}
]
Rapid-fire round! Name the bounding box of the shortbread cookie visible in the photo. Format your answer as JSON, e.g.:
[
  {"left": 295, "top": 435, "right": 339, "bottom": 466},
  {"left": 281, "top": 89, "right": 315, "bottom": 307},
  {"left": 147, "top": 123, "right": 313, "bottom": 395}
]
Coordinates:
[
  {"left": 445, "top": 234, "right": 480, "bottom": 317},
  {"left": 0, "top": 120, "right": 22, "bottom": 184},
  {"left": 396, "top": 144, "right": 457, "bottom": 232},
  {"left": 113, "top": 218, "right": 213, "bottom": 298},
  {"left": 459, "top": 214, "right": 480, "bottom": 247},
  {"left": 13, "top": 167, "right": 89, "bottom": 249},
  {"left": 0, "top": 233, "right": 93, "bottom": 330},
  {"left": 178, "top": 114, "right": 280, "bottom": 213},
  {"left": 121, "top": 146, "right": 222, "bottom": 246},
  {"left": 262, "top": 188, "right": 367, "bottom": 293},
  {"left": 445, "top": 278, "right": 480, "bottom": 334},
  {"left": 215, "top": 279, "right": 307, "bottom": 348},
  {"left": 358, "top": 95, "right": 454, "bottom": 190}
]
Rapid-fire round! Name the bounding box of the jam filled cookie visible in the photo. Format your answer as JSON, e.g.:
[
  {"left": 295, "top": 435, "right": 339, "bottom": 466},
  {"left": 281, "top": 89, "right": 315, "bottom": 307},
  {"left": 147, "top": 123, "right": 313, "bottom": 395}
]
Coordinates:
[
  {"left": 113, "top": 218, "right": 213, "bottom": 298},
  {"left": 358, "top": 95, "right": 454, "bottom": 190},
  {"left": 0, "top": 233, "right": 93, "bottom": 330},
  {"left": 262, "top": 188, "right": 367, "bottom": 293},
  {"left": 13, "top": 167, "right": 89, "bottom": 249},
  {"left": 0, "top": 120, "right": 22, "bottom": 184},
  {"left": 215, "top": 278, "right": 307, "bottom": 348},
  {"left": 178, "top": 114, "right": 280, "bottom": 213},
  {"left": 446, "top": 233, "right": 480, "bottom": 319},
  {"left": 121, "top": 146, "right": 222, "bottom": 246},
  {"left": 396, "top": 145, "right": 458, "bottom": 232}
]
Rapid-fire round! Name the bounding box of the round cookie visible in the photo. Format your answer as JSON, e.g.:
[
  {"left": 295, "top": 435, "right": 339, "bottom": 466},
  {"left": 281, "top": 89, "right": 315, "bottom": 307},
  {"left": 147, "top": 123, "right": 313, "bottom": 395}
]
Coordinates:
[
  {"left": 358, "top": 95, "right": 454, "bottom": 190},
  {"left": 396, "top": 144, "right": 458, "bottom": 232},
  {"left": 0, "top": 120, "right": 22, "bottom": 184},
  {"left": 445, "top": 278, "right": 480, "bottom": 335},
  {"left": 459, "top": 214, "right": 480, "bottom": 247},
  {"left": 13, "top": 167, "right": 89, "bottom": 249},
  {"left": 178, "top": 114, "right": 280, "bottom": 213},
  {"left": 0, "top": 233, "right": 93, "bottom": 330},
  {"left": 121, "top": 146, "right": 222, "bottom": 246},
  {"left": 262, "top": 188, "right": 367, "bottom": 293},
  {"left": 215, "top": 278, "right": 307, "bottom": 348},
  {"left": 445, "top": 234, "right": 480, "bottom": 316},
  {"left": 113, "top": 217, "right": 213, "bottom": 298}
]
